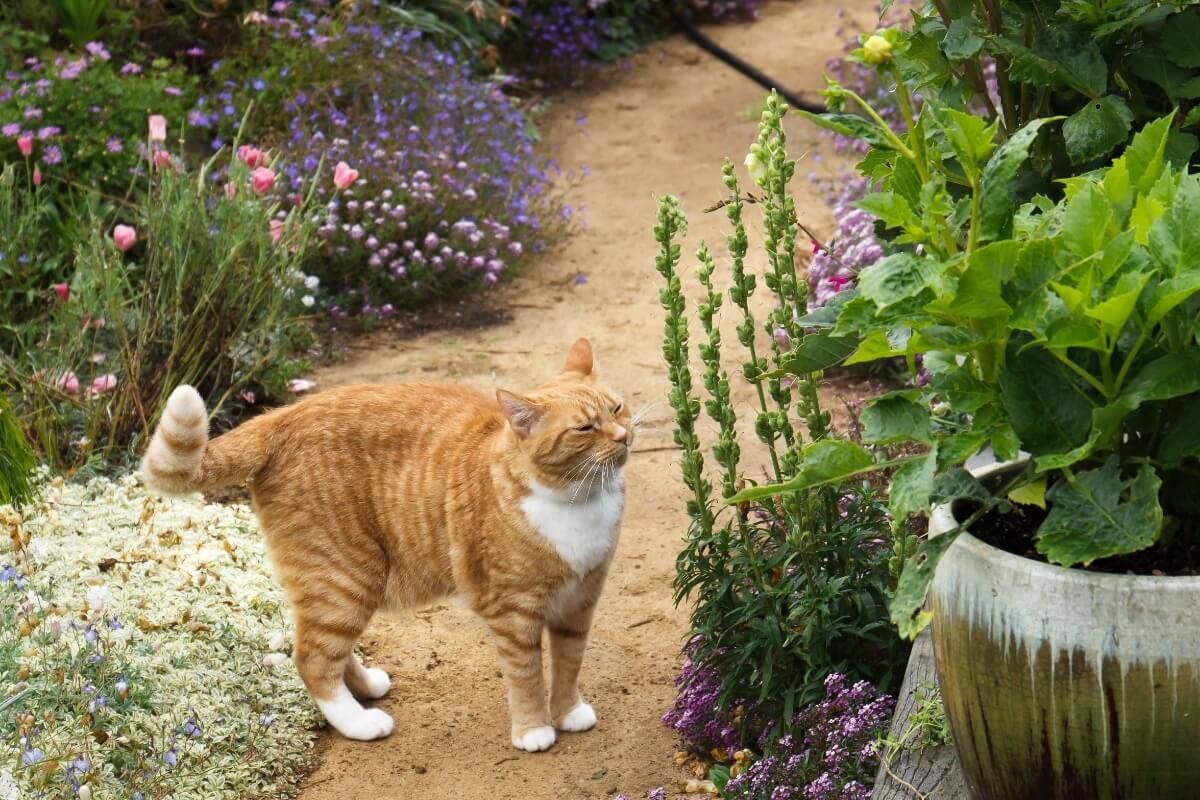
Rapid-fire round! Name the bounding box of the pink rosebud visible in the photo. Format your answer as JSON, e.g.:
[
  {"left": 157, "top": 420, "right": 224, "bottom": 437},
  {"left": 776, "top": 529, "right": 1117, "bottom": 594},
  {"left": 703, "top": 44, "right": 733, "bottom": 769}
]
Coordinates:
[
  {"left": 32, "top": 166, "right": 41, "bottom": 186},
  {"left": 148, "top": 114, "right": 167, "bottom": 142},
  {"left": 52, "top": 282, "right": 69, "bottom": 301},
  {"left": 333, "top": 161, "right": 358, "bottom": 190},
  {"left": 112, "top": 224, "right": 137, "bottom": 251},
  {"left": 224, "top": 181, "right": 238, "bottom": 199},
  {"left": 291, "top": 193, "right": 302, "bottom": 207},
  {"left": 269, "top": 219, "right": 284, "bottom": 243},
  {"left": 239, "top": 389, "right": 257, "bottom": 404},
  {"left": 152, "top": 150, "right": 172, "bottom": 170},
  {"left": 287, "top": 378, "right": 314, "bottom": 394},
  {"left": 56, "top": 371, "right": 80, "bottom": 394},
  {"left": 90, "top": 374, "right": 117, "bottom": 394},
  {"left": 251, "top": 166, "right": 275, "bottom": 195},
  {"left": 238, "top": 145, "right": 267, "bottom": 168},
  {"left": 17, "top": 135, "right": 32, "bottom": 157}
]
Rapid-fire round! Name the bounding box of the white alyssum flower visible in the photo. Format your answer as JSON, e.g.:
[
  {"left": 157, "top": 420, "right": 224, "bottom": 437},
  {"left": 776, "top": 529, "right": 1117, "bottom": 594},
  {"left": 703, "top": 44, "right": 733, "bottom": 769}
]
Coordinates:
[
  {"left": 301, "top": 295, "right": 315, "bottom": 308},
  {"left": 262, "top": 652, "right": 289, "bottom": 667},
  {"left": 268, "top": 631, "right": 287, "bottom": 651},
  {"left": 304, "top": 275, "right": 319, "bottom": 290},
  {"left": 87, "top": 584, "right": 113, "bottom": 612}
]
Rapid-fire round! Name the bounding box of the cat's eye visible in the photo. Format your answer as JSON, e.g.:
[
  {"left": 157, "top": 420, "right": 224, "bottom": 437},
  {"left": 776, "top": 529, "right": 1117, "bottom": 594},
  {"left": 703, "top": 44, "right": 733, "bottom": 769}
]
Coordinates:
[
  {"left": 574, "top": 423, "right": 595, "bottom": 432},
  {"left": 613, "top": 403, "right": 624, "bottom": 414}
]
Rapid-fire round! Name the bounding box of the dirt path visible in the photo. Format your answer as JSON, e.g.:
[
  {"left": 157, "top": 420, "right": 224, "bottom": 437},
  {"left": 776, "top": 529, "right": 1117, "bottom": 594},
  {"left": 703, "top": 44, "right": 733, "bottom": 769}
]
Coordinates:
[{"left": 298, "top": 3, "right": 880, "bottom": 797}]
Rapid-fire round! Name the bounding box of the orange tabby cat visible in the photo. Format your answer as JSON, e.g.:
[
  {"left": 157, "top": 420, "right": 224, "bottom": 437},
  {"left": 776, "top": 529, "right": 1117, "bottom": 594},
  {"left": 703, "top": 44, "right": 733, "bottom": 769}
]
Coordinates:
[{"left": 140, "top": 339, "right": 631, "bottom": 751}]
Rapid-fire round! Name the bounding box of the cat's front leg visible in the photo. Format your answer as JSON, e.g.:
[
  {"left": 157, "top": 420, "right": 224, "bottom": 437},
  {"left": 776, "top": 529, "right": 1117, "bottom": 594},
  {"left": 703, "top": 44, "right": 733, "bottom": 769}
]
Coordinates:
[
  {"left": 549, "top": 604, "right": 598, "bottom": 733},
  {"left": 485, "top": 611, "right": 555, "bottom": 751}
]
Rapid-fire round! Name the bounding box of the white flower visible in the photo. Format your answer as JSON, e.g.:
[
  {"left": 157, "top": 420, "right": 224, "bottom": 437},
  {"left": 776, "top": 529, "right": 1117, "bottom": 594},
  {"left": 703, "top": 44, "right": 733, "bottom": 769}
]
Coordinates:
[
  {"left": 301, "top": 295, "right": 315, "bottom": 308},
  {"left": 78, "top": 786, "right": 92, "bottom": 800},
  {"left": 86, "top": 585, "right": 113, "bottom": 612},
  {"left": 267, "top": 631, "right": 287, "bottom": 651},
  {"left": 262, "top": 652, "right": 288, "bottom": 667},
  {"left": 287, "top": 378, "right": 314, "bottom": 395},
  {"left": 744, "top": 148, "right": 768, "bottom": 189},
  {"left": 304, "top": 275, "right": 320, "bottom": 290}
]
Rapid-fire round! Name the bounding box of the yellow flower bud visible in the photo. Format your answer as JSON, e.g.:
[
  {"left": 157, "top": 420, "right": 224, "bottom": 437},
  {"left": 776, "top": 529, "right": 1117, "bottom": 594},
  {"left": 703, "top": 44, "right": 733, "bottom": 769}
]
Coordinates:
[
  {"left": 744, "top": 149, "right": 768, "bottom": 188},
  {"left": 862, "top": 34, "right": 893, "bottom": 65}
]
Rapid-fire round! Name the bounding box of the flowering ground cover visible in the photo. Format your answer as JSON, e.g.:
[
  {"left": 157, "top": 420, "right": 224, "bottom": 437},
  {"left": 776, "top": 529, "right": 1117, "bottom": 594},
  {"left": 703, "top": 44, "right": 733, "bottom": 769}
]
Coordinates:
[{"left": 1, "top": 475, "right": 318, "bottom": 799}]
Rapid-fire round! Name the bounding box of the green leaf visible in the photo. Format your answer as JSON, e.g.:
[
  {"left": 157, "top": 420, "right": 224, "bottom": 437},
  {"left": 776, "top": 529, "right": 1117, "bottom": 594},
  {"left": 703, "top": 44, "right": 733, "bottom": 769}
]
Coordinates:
[
  {"left": 1061, "top": 182, "right": 1114, "bottom": 258},
  {"left": 890, "top": 444, "right": 938, "bottom": 520},
  {"left": 1037, "top": 459, "right": 1162, "bottom": 566},
  {"left": 938, "top": 431, "right": 991, "bottom": 465},
  {"left": 1146, "top": 273, "right": 1200, "bottom": 326},
  {"left": 857, "top": 253, "right": 942, "bottom": 309},
  {"left": 998, "top": 347, "right": 1092, "bottom": 455},
  {"left": 932, "top": 466, "right": 991, "bottom": 504},
  {"left": 1160, "top": 402, "right": 1200, "bottom": 468},
  {"left": 1165, "top": 10, "right": 1200, "bottom": 68},
  {"left": 1148, "top": 174, "right": 1200, "bottom": 277},
  {"left": 1121, "top": 350, "right": 1200, "bottom": 405},
  {"left": 954, "top": 240, "right": 1020, "bottom": 318},
  {"left": 1129, "top": 50, "right": 1200, "bottom": 101},
  {"left": 1063, "top": 96, "right": 1134, "bottom": 165},
  {"left": 1122, "top": 113, "right": 1174, "bottom": 196},
  {"left": 1008, "top": 476, "right": 1046, "bottom": 509},
  {"left": 857, "top": 192, "right": 915, "bottom": 231},
  {"left": 845, "top": 330, "right": 904, "bottom": 365},
  {"left": 890, "top": 531, "right": 960, "bottom": 640},
  {"left": 726, "top": 440, "right": 880, "bottom": 503},
  {"left": 941, "top": 18, "right": 983, "bottom": 60},
  {"left": 932, "top": 370, "right": 994, "bottom": 413},
  {"left": 796, "top": 110, "right": 899, "bottom": 151},
  {"left": 1083, "top": 271, "right": 1149, "bottom": 332},
  {"left": 1005, "top": 30, "right": 1107, "bottom": 97},
  {"left": 863, "top": 393, "right": 932, "bottom": 445},
  {"left": 772, "top": 332, "right": 860, "bottom": 374},
  {"left": 977, "top": 118, "right": 1058, "bottom": 241},
  {"left": 935, "top": 107, "right": 998, "bottom": 181}
]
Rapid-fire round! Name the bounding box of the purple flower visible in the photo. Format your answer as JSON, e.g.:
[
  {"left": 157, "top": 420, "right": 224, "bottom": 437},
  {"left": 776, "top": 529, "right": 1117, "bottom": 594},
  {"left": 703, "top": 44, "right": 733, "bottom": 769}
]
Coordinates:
[
  {"left": 42, "top": 145, "right": 62, "bottom": 165},
  {"left": 36, "top": 126, "right": 60, "bottom": 140},
  {"left": 120, "top": 62, "right": 142, "bottom": 75},
  {"left": 186, "top": 46, "right": 206, "bottom": 56},
  {"left": 85, "top": 41, "right": 111, "bottom": 60},
  {"left": 164, "top": 86, "right": 183, "bottom": 96},
  {"left": 1, "top": 123, "right": 20, "bottom": 137},
  {"left": 106, "top": 137, "right": 123, "bottom": 153}
]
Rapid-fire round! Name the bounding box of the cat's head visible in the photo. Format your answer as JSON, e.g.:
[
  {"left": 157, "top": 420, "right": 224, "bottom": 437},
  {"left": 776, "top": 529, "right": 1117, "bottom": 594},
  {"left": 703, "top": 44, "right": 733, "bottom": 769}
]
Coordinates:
[{"left": 497, "top": 338, "right": 633, "bottom": 489}]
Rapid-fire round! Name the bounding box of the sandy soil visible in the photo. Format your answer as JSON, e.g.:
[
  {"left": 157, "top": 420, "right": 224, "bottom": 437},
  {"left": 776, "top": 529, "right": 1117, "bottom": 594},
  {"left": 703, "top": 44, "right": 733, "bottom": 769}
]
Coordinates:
[{"left": 297, "top": 2, "right": 883, "bottom": 798}]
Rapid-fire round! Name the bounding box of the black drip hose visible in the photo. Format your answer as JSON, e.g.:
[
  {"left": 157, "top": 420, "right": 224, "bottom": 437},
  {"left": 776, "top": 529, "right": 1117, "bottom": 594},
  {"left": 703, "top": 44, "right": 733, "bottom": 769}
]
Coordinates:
[{"left": 676, "top": 16, "right": 825, "bottom": 115}]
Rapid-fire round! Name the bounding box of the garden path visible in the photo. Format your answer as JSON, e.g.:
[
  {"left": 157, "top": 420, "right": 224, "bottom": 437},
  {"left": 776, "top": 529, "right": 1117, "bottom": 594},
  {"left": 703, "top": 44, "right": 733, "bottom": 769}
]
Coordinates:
[{"left": 298, "top": 2, "right": 880, "bottom": 797}]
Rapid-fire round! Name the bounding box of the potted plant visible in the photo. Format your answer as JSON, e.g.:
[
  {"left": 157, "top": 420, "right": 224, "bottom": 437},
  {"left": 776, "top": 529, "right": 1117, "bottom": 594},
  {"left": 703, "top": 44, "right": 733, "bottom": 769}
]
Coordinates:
[{"left": 732, "top": 57, "right": 1200, "bottom": 800}]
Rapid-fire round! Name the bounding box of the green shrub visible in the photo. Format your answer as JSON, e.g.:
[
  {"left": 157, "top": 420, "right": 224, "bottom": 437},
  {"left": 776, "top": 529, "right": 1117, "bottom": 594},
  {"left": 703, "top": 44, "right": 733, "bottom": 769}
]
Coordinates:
[
  {"left": 0, "top": 394, "right": 35, "bottom": 506},
  {"left": 0, "top": 165, "right": 70, "bottom": 353},
  {"left": 4, "top": 145, "right": 316, "bottom": 471},
  {"left": 655, "top": 95, "right": 910, "bottom": 740}
]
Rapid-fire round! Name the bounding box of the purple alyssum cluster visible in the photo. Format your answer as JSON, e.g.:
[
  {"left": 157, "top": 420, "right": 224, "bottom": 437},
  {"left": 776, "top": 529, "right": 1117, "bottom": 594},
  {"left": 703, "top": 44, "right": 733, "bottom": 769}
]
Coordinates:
[
  {"left": 660, "top": 640, "right": 743, "bottom": 757},
  {"left": 806, "top": 175, "right": 883, "bottom": 306},
  {"left": 722, "top": 674, "right": 894, "bottom": 800}
]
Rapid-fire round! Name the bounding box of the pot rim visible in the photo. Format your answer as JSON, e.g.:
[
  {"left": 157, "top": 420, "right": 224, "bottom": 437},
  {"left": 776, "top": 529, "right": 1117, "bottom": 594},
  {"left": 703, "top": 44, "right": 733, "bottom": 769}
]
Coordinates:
[{"left": 930, "top": 458, "right": 1200, "bottom": 589}]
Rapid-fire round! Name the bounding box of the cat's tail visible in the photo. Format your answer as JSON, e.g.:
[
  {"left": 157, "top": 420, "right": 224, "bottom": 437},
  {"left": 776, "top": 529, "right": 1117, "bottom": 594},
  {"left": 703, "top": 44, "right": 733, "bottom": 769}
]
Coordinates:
[{"left": 140, "top": 385, "right": 271, "bottom": 495}]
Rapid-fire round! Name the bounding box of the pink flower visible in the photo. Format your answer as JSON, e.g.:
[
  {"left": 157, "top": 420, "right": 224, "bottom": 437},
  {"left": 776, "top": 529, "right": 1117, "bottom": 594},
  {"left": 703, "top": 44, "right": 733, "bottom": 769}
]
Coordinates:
[
  {"left": 287, "top": 378, "right": 314, "bottom": 394},
  {"left": 238, "top": 145, "right": 267, "bottom": 168},
  {"left": 251, "top": 167, "right": 275, "bottom": 195},
  {"left": 148, "top": 114, "right": 167, "bottom": 142},
  {"left": 224, "top": 181, "right": 237, "bottom": 199},
  {"left": 32, "top": 166, "right": 41, "bottom": 186},
  {"left": 333, "top": 161, "right": 358, "bottom": 190},
  {"left": 56, "top": 371, "right": 80, "bottom": 393},
  {"left": 811, "top": 239, "right": 822, "bottom": 255},
  {"left": 112, "top": 224, "right": 137, "bottom": 251},
  {"left": 239, "top": 389, "right": 257, "bottom": 404},
  {"left": 17, "top": 134, "right": 32, "bottom": 157},
  {"left": 269, "top": 219, "right": 284, "bottom": 243},
  {"left": 52, "top": 282, "right": 69, "bottom": 301},
  {"left": 89, "top": 374, "right": 117, "bottom": 394},
  {"left": 152, "top": 150, "right": 172, "bottom": 170},
  {"left": 829, "top": 275, "right": 851, "bottom": 291}
]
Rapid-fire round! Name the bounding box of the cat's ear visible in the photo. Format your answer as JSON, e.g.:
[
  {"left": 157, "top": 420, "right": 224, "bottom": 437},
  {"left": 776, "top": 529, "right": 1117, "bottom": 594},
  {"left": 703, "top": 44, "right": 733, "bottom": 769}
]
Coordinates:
[
  {"left": 563, "top": 337, "right": 594, "bottom": 378},
  {"left": 497, "top": 390, "right": 546, "bottom": 437}
]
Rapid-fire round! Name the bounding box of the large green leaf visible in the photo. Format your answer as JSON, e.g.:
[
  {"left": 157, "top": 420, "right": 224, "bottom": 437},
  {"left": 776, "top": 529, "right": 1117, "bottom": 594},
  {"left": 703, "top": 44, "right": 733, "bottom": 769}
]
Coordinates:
[
  {"left": 1164, "top": 10, "right": 1200, "bottom": 69},
  {"left": 978, "top": 118, "right": 1058, "bottom": 241},
  {"left": 863, "top": 393, "right": 932, "bottom": 445},
  {"left": 932, "top": 466, "right": 992, "bottom": 504},
  {"left": 857, "top": 192, "right": 916, "bottom": 232},
  {"left": 727, "top": 440, "right": 881, "bottom": 503},
  {"left": 1063, "top": 96, "right": 1134, "bottom": 166},
  {"left": 771, "top": 331, "right": 860, "bottom": 375},
  {"left": 941, "top": 18, "right": 984, "bottom": 60},
  {"left": 1037, "top": 459, "right": 1163, "bottom": 566},
  {"left": 935, "top": 107, "right": 998, "bottom": 182},
  {"left": 796, "top": 110, "right": 899, "bottom": 150},
  {"left": 857, "top": 252, "right": 942, "bottom": 309},
  {"left": 1005, "top": 30, "right": 1107, "bottom": 97},
  {"left": 1123, "top": 113, "right": 1174, "bottom": 196},
  {"left": 1148, "top": 174, "right": 1200, "bottom": 277},
  {"left": 932, "top": 370, "right": 995, "bottom": 413},
  {"left": 1061, "top": 182, "right": 1115, "bottom": 258},
  {"left": 998, "top": 347, "right": 1092, "bottom": 454},
  {"left": 1128, "top": 50, "right": 1200, "bottom": 101},
  {"left": 1160, "top": 401, "right": 1200, "bottom": 467},
  {"left": 890, "top": 444, "right": 939, "bottom": 520},
  {"left": 954, "top": 240, "right": 1020, "bottom": 318},
  {"left": 890, "top": 531, "right": 960, "bottom": 640}
]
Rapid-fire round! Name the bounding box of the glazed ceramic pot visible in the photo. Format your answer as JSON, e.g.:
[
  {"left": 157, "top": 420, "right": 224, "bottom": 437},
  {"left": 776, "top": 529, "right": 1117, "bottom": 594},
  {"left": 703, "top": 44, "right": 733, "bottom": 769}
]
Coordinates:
[{"left": 927, "top": 462, "right": 1200, "bottom": 800}]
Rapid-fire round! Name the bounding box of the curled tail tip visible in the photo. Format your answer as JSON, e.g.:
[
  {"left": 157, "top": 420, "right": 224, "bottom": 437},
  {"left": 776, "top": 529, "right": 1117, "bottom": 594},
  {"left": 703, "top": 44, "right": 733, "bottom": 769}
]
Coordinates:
[{"left": 141, "top": 385, "right": 209, "bottom": 495}]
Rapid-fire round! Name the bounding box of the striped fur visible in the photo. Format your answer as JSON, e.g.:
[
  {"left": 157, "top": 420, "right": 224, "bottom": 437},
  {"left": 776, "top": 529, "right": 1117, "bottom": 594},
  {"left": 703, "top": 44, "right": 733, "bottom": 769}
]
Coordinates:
[{"left": 139, "top": 339, "right": 631, "bottom": 750}]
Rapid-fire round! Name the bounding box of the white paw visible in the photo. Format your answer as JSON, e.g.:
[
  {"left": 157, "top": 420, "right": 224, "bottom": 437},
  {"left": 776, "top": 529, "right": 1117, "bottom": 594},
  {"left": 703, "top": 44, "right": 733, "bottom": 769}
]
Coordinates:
[
  {"left": 512, "top": 725, "right": 556, "bottom": 752},
  {"left": 558, "top": 702, "right": 597, "bottom": 732},
  {"left": 337, "top": 708, "right": 395, "bottom": 741},
  {"left": 316, "top": 685, "right": 394, "bottom": 741},
  {"left": 361, "top": 667, "right": 391, "bottom": 699}
]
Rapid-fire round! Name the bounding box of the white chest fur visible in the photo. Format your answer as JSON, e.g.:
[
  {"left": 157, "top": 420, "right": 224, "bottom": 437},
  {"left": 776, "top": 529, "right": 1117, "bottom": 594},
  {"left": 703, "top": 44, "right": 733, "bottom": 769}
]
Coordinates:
[{"left": 521, "top": 473, "right": 625, "bottom": 575}]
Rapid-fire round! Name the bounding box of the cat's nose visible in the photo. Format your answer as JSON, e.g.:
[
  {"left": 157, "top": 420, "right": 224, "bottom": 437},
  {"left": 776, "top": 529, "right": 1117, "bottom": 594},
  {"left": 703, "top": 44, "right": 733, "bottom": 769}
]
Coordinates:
[{"left": 612, "top": 425, "right": 627, "bottom": 443}]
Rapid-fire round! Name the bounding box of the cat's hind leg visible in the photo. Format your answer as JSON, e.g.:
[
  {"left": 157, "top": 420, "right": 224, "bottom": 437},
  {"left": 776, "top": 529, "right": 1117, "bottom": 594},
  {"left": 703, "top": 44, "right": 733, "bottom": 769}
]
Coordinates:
[
  {"left": 294, "top": 611, "right": 393, "bottom": 741},
  {"left": 345, "top": 653, "right": 391, "bottom": 700}
]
